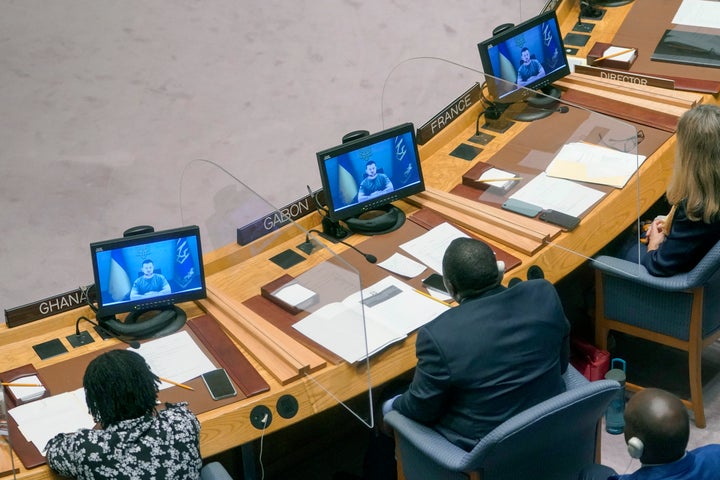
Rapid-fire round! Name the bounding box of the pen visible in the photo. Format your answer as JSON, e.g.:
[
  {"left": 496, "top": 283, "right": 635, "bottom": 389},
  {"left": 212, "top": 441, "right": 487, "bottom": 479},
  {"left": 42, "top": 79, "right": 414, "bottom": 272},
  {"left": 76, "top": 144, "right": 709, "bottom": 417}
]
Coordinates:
[
  {"left": 480, "top": 177, "right": 522, "bottom": 182},
  {"left": 158, "top": 377, "right": 194, "bottom": 391},
  {"left": 592, "top": 48, "right": 635, "bottom": 64},
  {"left": 1, "top": 382, "right": 43, "bottom": 387},
  {"left": 414, "top": 289, "right": 450, "bottom": 306}
]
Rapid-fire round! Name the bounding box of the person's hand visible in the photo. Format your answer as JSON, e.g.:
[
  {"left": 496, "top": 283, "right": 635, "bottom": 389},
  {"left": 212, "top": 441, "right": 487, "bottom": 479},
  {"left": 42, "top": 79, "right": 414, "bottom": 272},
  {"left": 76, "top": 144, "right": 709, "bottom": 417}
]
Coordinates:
[{"left": 646, "top": 218, "right": 666, "bottom": 251}]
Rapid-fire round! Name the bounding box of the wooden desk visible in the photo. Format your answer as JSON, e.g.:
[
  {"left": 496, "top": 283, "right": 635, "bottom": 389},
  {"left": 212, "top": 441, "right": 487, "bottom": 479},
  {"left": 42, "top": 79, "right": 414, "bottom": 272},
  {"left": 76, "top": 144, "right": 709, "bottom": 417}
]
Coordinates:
[
  {"left": 412, "top": 0, "right": 720, "bottom": 284},
  {"left": 2, "top": 2, "right": 719, "bottom": 478}
]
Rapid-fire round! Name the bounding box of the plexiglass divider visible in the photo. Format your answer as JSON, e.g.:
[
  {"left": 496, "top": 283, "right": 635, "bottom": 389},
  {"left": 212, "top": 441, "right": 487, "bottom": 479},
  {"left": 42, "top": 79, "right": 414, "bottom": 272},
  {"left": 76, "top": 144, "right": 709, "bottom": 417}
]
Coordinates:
[
  {"left": 381, "top": 57, "right": 643, "bottom": 279},
  {"left": 177, "top": 58, "right": 650, "bottom": 429},
  {"left": 179, "top": 160, "right": 376, "bottom": 427},
  {"left": 0, "top": 390, "right": 16, "bottom": 480}
]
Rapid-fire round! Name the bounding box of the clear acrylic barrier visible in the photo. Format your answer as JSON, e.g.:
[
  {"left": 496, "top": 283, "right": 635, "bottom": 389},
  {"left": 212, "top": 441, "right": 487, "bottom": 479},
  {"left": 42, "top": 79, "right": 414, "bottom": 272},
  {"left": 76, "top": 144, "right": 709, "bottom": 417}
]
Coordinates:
[
  {"left": 381, "top": 57, "right": 645, "bottom": 278},
  {"left": 179, "top": 160, "right": 376, "bottom": 427},
  {"left": 0, "top": 390, "right": 16, "bottom": 480}
]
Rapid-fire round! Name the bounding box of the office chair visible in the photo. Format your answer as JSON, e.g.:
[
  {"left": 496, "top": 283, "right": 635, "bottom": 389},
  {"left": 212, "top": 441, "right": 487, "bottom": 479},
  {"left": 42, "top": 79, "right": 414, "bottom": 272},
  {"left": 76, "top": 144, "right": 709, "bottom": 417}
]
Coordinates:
[
  {"left": 201, "top": 461, "right": 233, "bottom": 480},
  {"left": 593, "top": 241, "right": 720, "bottom": 428},
  {"left": 384, "top": 366, "right": 619, "bottom": 480}
]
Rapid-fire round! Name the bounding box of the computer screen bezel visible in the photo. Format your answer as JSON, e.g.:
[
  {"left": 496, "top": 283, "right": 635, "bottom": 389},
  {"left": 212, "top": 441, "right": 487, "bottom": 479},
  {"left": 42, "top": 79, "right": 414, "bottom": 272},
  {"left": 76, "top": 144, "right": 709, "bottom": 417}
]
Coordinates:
[
  {"left": 477, "top": 10, "right": 570, "bottom": 104},
  {"left": 316, "top": 122, "right": 425, "bottom": 222},
  {"left": 90, "top": 225, "right": 206, "bottom": 320}
]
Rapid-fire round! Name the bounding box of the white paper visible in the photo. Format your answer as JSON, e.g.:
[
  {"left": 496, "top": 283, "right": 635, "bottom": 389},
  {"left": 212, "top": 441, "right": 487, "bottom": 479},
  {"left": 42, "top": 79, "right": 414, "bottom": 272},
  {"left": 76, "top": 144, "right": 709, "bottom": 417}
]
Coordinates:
[
  {"left": 602, "top": 46, "right": 637, "bottom": 62},
  {"left": 509, "top": 173, "right": 605, "bottom": 217},
  {"left": 293, "top": 276, "right": 449, "bottom": 363},
  {"left": 478, "top": 167, "right": 517, "bottom": 189},
  {"left": 7, "top": 375, "right": 46, "bottom": 402},
  {"left": 399, "top": 222, "right": 469, "bottom": 274},
  {"left": 10, "top": 388, "right": 95, "bottom": 452},
  {"left": 426, "top": 286, "right": 454, "bottom": 302},
  {"left": 672, "top": 0, "right": 720, "bottom": 28},
  {"left": 132, "top": 330, "right": 216, "bottom": 389},
  {"left": 377, "top": 252, "right": 428, "bottom": 278},
  {"left": 545, "top": 142, "right": 646, "bottom": 189},
  {"left": 274, "top": 283, "right": 317, "bottom": 307}
]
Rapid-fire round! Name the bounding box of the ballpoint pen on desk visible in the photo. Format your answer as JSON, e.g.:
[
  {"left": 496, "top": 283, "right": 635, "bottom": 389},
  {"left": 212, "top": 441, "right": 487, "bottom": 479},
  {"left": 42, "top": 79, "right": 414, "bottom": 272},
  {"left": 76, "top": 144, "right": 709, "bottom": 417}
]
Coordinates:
[
  {"left": 158, "top": 377, "right": 194, "bottom": 391},
  {"left": 592, "top": 48, "right": 635, "bottom": 64}
]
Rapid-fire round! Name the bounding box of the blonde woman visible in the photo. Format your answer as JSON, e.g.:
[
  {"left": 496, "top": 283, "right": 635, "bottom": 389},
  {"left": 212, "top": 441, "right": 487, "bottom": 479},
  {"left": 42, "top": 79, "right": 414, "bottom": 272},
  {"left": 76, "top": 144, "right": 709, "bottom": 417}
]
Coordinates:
[{"left": 642, "top": 104, "right": 720, "bottom": 276}]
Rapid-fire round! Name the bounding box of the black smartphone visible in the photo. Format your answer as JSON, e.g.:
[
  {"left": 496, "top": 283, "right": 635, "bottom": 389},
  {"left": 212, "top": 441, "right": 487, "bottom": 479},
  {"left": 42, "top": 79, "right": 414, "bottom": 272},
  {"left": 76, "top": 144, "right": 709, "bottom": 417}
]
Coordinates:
[
  {"left": 539, "top": 209, "right": 580, "bottom": 231},
  {"left": 502, "top": 198, "right": 543, "bottom": 218},
  {"left": 422, "top": 273, "right": 448, "bottom": 294},
  {"left": 201, "top": 368, "right": 237, "bottom": 400}
]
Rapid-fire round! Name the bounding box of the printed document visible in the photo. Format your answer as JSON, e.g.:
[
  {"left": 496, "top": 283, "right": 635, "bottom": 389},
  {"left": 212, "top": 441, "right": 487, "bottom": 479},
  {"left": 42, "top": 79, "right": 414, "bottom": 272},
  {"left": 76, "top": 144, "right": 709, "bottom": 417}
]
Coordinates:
[
  {"left": 10, "top": 388, "right": 94, "bottom": 452},
  {"left": 545, "top": 142, "right": 646, "bottom": 188},
  {"left": 399, "top": 222, "right": 469, "bottom": 274},
  {"left": 673, "top": 0, "right": 720, "bottom": 29},
  {"left": 132, "top": 330, "right": 216, "bottom": 390},
  {"left": 293, "top": 276, "right": 449, "bottom": 363},
  {"left": 509, "top": 173, "right": 605, "bottom": 217}
]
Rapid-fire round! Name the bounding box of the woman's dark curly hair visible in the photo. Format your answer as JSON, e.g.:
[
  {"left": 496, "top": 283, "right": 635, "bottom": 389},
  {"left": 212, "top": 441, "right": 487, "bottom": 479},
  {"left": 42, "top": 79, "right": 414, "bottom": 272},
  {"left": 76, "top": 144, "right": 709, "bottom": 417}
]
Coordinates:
[{"left": 83, "top": 349, "right": 160, "bottom": 427}]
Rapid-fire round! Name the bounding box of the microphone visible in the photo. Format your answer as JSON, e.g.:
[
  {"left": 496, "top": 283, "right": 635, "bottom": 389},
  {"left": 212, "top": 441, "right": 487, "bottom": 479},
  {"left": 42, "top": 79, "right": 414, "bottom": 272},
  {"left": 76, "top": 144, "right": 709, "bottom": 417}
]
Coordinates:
[
  {"left": 304, "top": 230, "right": 377, "bottom": 264},
  {"left": 76, "top": 315, "right": 141, "bottom": 349},
  {"left": 306, "top": 185, "right": 329, "bottom": 215},
  {"left": 475, "top": 108, "right": 487, "bottom": 136}
]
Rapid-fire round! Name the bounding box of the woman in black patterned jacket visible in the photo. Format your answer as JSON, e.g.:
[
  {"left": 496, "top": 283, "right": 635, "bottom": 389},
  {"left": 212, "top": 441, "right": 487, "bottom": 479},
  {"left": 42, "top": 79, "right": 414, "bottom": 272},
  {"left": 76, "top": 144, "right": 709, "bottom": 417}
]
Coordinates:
[{"left": 45, "top": 349, "right": 202, "bottom": 479}]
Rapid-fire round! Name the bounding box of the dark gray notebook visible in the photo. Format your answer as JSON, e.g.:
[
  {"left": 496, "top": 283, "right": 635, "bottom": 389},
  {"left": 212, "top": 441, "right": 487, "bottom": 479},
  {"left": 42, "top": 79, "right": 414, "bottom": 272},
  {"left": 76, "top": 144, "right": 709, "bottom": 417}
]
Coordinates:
[{"left": 651, "top": 29, "right": 720, "bottom": 68}]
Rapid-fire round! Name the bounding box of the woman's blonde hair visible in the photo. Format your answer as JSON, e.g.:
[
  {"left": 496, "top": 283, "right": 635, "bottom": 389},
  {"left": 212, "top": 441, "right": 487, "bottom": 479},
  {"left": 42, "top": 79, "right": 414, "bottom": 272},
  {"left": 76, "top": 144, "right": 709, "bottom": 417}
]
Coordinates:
[{"left": 666, "top": 104, "right": 720, "bottom": 223}]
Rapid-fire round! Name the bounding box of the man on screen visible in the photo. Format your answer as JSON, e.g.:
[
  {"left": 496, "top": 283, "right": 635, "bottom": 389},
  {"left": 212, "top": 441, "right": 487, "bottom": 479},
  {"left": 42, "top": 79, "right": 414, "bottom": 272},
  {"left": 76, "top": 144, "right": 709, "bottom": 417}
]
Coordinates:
[
  {"left": 130, "top": 259, "right": 171, "bottom": 300},
  {"left": 516, "top": 47, "right": 546, "bottom": 87},
  {"left": 357, "top": 160, "right": 394, "bottom": 202}
]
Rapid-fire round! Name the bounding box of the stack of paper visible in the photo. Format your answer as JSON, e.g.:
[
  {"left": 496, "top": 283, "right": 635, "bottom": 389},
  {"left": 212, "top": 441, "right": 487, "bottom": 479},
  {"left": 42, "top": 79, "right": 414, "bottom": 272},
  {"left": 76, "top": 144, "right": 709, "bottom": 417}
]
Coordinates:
[
  {"left": 293, "top": 276, "right": 449, "bottom": 363},
  {"left": 10, "top": 388, "right": 95, "bottom": 452},
  {"left": 7, "top": 375, "right": 46, "bottom": 403},
  {"left": 545, "top": 142, "right": 646, "bottom": 189}
]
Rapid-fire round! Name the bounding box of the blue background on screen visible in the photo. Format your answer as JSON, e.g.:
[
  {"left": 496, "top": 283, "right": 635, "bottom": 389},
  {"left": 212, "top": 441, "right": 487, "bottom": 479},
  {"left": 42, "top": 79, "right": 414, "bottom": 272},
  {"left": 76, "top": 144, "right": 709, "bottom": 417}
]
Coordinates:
[{"left": 324, "top": 131, "right": 421, "bottom": 213}]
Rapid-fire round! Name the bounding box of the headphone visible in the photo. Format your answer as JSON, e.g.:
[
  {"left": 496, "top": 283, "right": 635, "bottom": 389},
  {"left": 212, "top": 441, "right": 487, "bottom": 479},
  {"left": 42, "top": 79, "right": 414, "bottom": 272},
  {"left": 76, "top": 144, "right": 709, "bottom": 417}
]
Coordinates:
[
  {"left": 627, "top": 437, "right": 644, "bottom": 459},
  {"left": 496, "top": 260, "right": 506, "bottom": 282},
  {"left": 344, "top": 205, "right": 405, "bottom": 235},
  {"left": 102, "top": 306, "right": 187, "bottom": 340}
]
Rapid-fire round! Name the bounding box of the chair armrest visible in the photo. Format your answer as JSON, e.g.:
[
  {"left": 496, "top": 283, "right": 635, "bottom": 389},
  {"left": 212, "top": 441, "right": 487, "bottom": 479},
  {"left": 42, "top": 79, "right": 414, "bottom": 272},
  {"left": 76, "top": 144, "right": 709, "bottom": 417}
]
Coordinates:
[
  {"left": 384, "top": 410, "right": 472, "bottom": 471},
  {"left": 563, "top": 364, "right": 590, "bottom": 390},
  {"left": 592, "top": 256, "right": 695, "bottom": 291},
  {"left": 386, "top": 379, "right": 621, "bottom": 473},
  {"left": 201, "top": 462, "right": 233, "bottom": 480}
]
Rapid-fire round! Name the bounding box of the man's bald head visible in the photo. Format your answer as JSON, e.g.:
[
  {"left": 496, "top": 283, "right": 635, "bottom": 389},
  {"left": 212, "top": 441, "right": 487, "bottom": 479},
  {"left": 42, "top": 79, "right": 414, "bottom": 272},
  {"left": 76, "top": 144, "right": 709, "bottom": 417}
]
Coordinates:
[{"left": 624, "top": 388, "right": 689, "bottom": 464}]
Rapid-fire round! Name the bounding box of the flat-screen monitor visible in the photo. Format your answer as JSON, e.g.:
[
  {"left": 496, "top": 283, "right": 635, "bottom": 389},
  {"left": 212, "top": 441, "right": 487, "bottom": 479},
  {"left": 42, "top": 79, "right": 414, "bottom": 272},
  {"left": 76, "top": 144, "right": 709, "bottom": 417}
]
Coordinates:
[
  {"left": 316, "top": 122, "right": 424, "bottom": 235},
  {"left": 90, "top": 225, "right": 206, "bottom": 336},
  {"left": 478, "top": 10, "right": 570, "bottom": 106}
]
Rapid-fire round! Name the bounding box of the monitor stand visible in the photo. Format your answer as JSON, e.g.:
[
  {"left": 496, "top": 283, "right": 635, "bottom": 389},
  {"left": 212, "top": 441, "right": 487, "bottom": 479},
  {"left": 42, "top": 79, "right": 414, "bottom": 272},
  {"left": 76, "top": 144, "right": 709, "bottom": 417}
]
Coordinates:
[
  {"left": 490, "top": 85, "right": 563, "bottom": 123},
  {"left": 102, "top": 305, "right": 187, "bottom": 340},
  {"left": 345, "top": 204, "right": 406, "bottom": 236}
]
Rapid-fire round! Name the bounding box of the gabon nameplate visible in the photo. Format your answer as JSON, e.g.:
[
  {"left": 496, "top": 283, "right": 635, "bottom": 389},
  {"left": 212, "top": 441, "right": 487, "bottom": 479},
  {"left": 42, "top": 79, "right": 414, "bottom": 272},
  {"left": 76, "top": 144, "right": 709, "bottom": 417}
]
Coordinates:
[{"left": 236, "top": 189, "right": 326, "bottom": 246}]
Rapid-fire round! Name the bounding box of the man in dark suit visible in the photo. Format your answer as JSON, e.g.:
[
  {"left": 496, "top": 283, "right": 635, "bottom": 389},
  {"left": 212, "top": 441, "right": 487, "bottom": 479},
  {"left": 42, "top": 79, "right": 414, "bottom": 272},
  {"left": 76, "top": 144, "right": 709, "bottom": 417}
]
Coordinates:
[{"left": 386, "top": 237, "right": 570, "bottom": 451}]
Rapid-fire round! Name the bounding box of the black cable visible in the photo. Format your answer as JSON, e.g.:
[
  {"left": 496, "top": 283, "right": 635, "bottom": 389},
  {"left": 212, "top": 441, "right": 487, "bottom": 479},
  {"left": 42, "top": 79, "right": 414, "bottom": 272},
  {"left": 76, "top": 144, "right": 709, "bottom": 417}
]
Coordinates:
[
  {"left": 75, "top": 315, "right": 141, "bottom": 349},
  {"left": 306, "top": 185, "right": 329, "bottom": 216},
  {"left": 304, "top": 229, "right": 377, "bottom": 264}
]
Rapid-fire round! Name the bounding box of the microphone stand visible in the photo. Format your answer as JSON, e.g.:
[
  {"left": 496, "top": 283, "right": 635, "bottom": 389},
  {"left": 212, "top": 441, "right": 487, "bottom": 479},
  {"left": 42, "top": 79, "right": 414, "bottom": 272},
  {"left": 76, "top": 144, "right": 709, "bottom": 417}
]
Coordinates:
[
  {"left": 301, "top": 229, "right": 377, "bottom": 264},
  {"left": 75, "top": 315, "right": 141, "bottom": 349}
]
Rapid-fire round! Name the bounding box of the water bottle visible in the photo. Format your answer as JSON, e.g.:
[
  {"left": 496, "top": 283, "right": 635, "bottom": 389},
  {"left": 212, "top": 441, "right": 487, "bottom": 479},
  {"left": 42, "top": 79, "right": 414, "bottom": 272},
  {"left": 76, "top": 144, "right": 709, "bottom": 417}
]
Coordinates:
[{"left": 604, "top": 358, "right": 627, "bottom": 434}]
